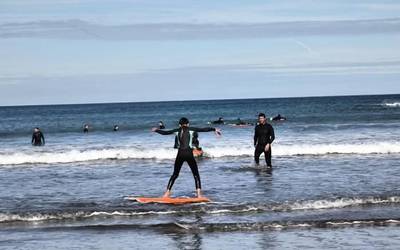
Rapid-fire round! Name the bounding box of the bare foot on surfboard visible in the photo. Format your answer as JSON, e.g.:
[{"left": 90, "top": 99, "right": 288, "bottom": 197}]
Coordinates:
[{"left": 163, "top": 190, "right": 171, "bottom": 198}]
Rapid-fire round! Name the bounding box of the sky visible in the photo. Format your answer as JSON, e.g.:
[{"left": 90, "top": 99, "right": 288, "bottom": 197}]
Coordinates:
[{"left": 0, "top": 0, "right": 400, "bottom": 105}]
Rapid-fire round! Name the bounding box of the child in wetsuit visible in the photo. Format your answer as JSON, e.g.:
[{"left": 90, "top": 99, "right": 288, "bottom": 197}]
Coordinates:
[{"left": 152, "top": 117, "right": 221, "bottom": 198}]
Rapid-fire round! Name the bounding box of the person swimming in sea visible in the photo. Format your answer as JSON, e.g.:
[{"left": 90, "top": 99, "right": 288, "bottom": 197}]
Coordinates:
[
  {"left": 233, "top": 118, "right": 253, "bottom": 126},
  {"left": 83, "top": 124, "right": 89, "bottom": 133},
  {"left": 271, "top": 114, "right": 286, "bottom": 121},
  {"left": 210, "top": 117, "right": 225, "bottom": 125},
  {"left": 31, "top": 127, "right": 45, "bottom": 146}
]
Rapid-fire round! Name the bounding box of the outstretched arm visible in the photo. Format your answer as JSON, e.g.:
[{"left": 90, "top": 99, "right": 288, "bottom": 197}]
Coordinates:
[
  {"left": 189, "top": 127, "right": 215, "bottom": 132},
  {"left": 152, "top": 128, "right": 179, "bottom": 135},
  {"left": 189, "top": 127, "right": 222, "bottom": 136}
]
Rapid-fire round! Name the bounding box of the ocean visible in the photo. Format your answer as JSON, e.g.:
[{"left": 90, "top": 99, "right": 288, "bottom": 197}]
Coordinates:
[{"left": 1, "top": 94, "right": 400, "bottom": 249}]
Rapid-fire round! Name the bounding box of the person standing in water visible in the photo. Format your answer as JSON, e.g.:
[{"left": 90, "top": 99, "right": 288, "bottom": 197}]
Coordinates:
[
  {"left": 31, "top": 127, "right": 45, "bottom": 146},
  {"left": 254, "top": 113, "right": 275, "bottom": 167},
  {"left": 152, "top": 117, "right": 221, "bottom": 198}
]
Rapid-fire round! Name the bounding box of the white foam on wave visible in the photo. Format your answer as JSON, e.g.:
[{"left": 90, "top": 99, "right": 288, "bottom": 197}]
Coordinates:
[
  {"left": 1, "top": 141, "right": 400, "bottom": 165},
  {"left": 383, "top": 102, "right": 400, "bottom": 107},
  {"left": 1, "top": 196, "right": 400, "bottom": 223},
  {"left": 0, "top": 207, "right": 259, "bottom": 223},
  {"left": 0, "top": 148, "right": 176, "bottom": 165},
  {"left": 324, "top": 220, "right": 400, "bottom": 226},
  {"left": 88, "top": 210, "right": 178, "bottom": 217},
  {"left": 206, "top": 142, "right": 400, "bottom": 158},
  {"left": 207, "top": 207, "right": 260, "bottom": 214},
  {"left": 0, "top": 210, "right": 179, "bottom": 223},
  {"left": 288, "top": 196, "right": 400, "bottom": 211},
  {"left": 0, "top": 211, "right": 87, "bottom": 222}
]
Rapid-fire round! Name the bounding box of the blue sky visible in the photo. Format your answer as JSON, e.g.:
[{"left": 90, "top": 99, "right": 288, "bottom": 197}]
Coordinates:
[{"left": 0, "top": 0, "right": 400, "bottom": 105}]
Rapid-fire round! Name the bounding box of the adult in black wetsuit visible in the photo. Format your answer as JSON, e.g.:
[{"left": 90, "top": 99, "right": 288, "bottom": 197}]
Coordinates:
[
  {"left": 254, "top": 113, "right": 275, "bottom": 167},
  {"left": 152, "top": 117, "right": 221, "bottom": 198},
  {"left": 31, "top": 127, "right": 45, "bottom": 146}
]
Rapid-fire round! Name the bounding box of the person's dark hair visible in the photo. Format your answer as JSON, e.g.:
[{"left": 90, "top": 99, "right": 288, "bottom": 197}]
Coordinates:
[
  {"left": 179, "top": 117, "right": 189, "bottom": 125},
  {"left": 258, "top": 113, "right": 266, "bottom": 118}
]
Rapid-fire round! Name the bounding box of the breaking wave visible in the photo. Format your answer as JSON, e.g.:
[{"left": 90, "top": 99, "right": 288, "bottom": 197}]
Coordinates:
[
  {"left": 1, "top": 196, "right": 399, "bottom": 223},
  {"left": 1, "top": 141, "right": 400, "bottom": 165},
  {"left": 383, "top": 102, "right": 400, "bottom": 107}
]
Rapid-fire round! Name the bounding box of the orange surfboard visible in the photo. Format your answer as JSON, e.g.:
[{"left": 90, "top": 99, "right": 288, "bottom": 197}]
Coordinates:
[
  {"left": 192, "top": 148, "right": 203, "bottom": 157},
  {"left": 127, "top": 196, "right": 210, "bottom": 204}
]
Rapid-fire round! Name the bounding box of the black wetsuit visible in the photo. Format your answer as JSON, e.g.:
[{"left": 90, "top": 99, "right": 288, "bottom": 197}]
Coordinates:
[
  {"left": 156, "top": 126, "right": 215, "bottom": 190},
  {"left": 211, "top": 119, "right": 224, "bottom": 124},
  {"left": 174, "top": 131, "right": 200, "bottom": 149},
  {"left": 272, "top": 114, "right": 286, "bottom": 121},
  {"left": 254, "top": 122, "right": 275, "bottom": 166},
  {"left": 32, "top": 131, "right": 45, "bottom": 146}
]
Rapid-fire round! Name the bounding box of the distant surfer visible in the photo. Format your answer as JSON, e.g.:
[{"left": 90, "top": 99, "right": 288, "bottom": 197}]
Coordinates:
[
  {"left": 236, "top": 118, "right": 246, "bottom": 125},
  {"left": 31, "top": 127, "right": 45, "bottom": 146},
  {"left": 210, "top": 117, "right": 225, "bottom": 125},
  {"left": 83, "top": 124, "right": 89, "bottom": 133},
  {"left": 152, "top": 117, "right": 221, "bottom": 198},
  {"left": 159, "top": 121, "right": 165, "bottom": 129},
  {"left": 230, "top": 118, "right": 253, "bottom": 126},
  {"left": 113, "top": 125, "right": 119, "bottom": 131},
  {"left": 271, "top": 114, "right": 286, "bottom": 121},
  {"left": 254, "top": 113, "right": 275, "bottom": 167}
]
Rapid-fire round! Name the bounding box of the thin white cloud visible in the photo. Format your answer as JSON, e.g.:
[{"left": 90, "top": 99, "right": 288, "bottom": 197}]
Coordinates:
[
  {"left": 291, "top": 39, "right": 319, "bottom": 56},
  {"left": 154, "top": 59, "right": 400, "bottom": 76},
  {"left": 2, "top": 1, "right": 400, "bottom": 25},
  {"left": 2, "top": 59, "right": 399, "bottom": 81},
  {"left": 1, "top": 18, "right": 400, "bottom": 40},
  {"left": 361, "top": 3, "right": 400, "bottom": 11}
]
